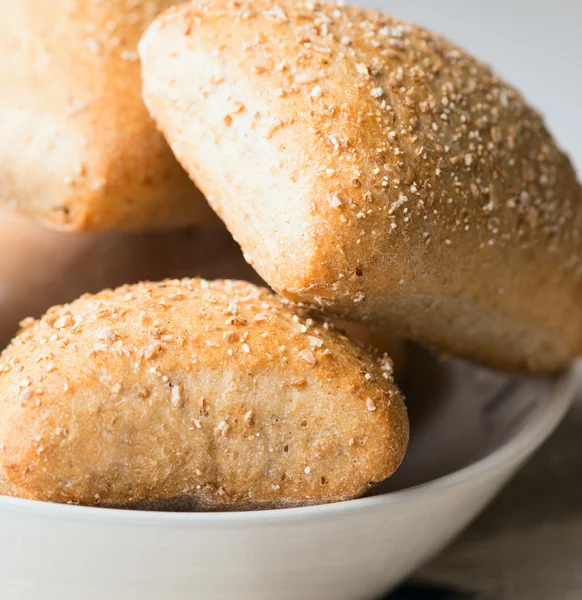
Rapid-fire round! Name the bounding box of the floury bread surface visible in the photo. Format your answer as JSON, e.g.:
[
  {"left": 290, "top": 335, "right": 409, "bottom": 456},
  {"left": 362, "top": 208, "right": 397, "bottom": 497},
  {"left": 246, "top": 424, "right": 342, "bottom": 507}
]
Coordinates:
[
  {"left": 140, "top": 0, "right": 582, "bottom": 374},
  {"left": 0, "top": 279, "right": 408, "bottom": 510}
]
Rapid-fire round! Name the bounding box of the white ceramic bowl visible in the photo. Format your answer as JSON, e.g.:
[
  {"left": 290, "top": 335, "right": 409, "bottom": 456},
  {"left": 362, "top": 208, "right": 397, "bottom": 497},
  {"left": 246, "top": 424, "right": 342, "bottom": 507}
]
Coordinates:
[{"left": 0, "top": 357, "right": 579, "bottom": 600}]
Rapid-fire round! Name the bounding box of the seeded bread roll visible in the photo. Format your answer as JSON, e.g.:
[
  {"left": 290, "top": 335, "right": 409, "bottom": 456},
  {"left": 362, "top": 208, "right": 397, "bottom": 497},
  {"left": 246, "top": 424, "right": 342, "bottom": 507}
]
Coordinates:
[
  {"left": 0, "top": 212, "right": 257, "bottom": 352},
  {"left": 0, "top": 0, "right": 216, "bottom": 230},
  {"left": 0, "top": 279, "right": 408, "bottom": 509},
  {"left": 140, "top": 0, "right": 582, "bottom": 374},
  {"left": 334, "top": 319, "right": 406, "bottom": 379}
]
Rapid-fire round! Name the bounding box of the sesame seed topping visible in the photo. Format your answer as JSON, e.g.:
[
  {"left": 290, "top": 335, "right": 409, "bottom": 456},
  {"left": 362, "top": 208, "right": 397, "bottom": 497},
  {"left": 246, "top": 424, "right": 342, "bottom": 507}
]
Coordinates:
[
  {"left": 171, "top": 384, "right": 183, "bottom": 408},
  {"left": 53, "top": 314, "right": 73, "bottom": 329},
  {"left": 308, "top": 336, "right": 324, "bottom": 347},
  {"left": 329, "top": 193, "right": 344, "bottom": 209},
  {"left": 297, "top": 349, "right": 317, "bottom": 365},
  {"left": 263, "top": 4, "right": 288, "bottom": 22},
  {"left": 309, "top": 85, "right": 322, "bottom": 98},
  {"left": 215, "top": 421, "right": 231, "bottom": 437},
  {"left": 366, "top": 397, "right": 377, "bottom": 412}
]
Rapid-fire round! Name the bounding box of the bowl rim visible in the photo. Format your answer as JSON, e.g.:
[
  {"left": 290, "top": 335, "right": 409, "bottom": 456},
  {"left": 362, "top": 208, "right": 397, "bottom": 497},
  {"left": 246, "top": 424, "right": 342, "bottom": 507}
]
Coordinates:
[{"left": 0, "top": 361, "right": 579, "bottom": 527}]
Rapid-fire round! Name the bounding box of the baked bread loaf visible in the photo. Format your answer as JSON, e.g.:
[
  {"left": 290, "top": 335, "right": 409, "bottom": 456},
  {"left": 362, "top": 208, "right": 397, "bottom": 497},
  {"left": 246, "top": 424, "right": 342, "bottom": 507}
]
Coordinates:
[
  {"left": 0, "top": 0, "right": 215, "bottom": 230},
  {"left": 0, "top": 212, "right": 257, "bottom": 351},
  {"left": 140, "top": 0, "right": 582, "bottom": 374},
  {"left": 0, "top": 279, "right": 408, "bottom": 509}
]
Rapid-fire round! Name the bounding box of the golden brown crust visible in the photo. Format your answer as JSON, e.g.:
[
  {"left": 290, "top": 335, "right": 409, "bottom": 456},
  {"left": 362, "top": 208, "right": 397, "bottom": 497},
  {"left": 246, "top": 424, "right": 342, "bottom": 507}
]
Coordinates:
[
  {"left": 331, "top": 319, "right": 406, "bottom": 380},
  {"left": 0, "top": 279, "right": 408, "bottom": 510},
  {"left": 140, "top": 0, "right": 582, "bottom": 374},
  {"left": 0, "top": 212, "right": 259, "bottom": 352},
  {"left": 0, "top": 0, "right": 216, "bottom": 230}
]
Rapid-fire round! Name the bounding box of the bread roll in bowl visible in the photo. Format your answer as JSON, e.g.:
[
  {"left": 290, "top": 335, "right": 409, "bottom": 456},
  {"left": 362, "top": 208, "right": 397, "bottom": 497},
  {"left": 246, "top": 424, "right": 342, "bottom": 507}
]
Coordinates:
[
  {"left": 0, "top": 279, "right": 408, "bottom": 510},
  {"left": 334, "top": 319, "right": 406, "bottom": 379},
  {"left": 0, "top": 212, "right": 257, "bottom": 352},
  {"left": 140, "top": 0, "right": 582, "bottom": 374},
  {"left": 0, "top": 0, "right": 215, "bottom": 230}
]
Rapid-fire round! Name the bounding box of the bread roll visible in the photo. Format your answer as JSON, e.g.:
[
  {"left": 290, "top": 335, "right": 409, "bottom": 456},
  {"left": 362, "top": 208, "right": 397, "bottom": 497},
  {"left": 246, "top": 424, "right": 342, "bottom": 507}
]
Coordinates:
[
  {"left": 334, "top": 319, "right": 406, "bottom": 379},
  {"left": 0, "top": 279, "right": 408, "bottom": 510},
  {"left": 0, "top": 212, "right": 257, "bottom": 351},
  {"left": 140, "top": 0, "right": 582, "bottom": 374},
  {"left": 0, "top": 0, "right": 215, "bottom": 230}
]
